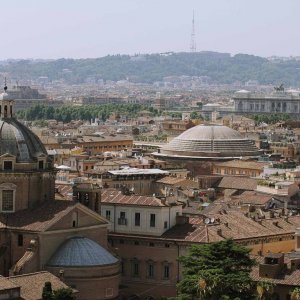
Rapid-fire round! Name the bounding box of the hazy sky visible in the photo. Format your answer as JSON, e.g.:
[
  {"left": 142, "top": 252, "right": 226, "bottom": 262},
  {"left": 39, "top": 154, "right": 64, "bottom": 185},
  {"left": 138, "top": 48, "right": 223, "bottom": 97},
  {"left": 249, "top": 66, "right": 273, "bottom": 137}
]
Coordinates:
[{"left": 1, "top": 0, "right": 300, "bottom": 59}]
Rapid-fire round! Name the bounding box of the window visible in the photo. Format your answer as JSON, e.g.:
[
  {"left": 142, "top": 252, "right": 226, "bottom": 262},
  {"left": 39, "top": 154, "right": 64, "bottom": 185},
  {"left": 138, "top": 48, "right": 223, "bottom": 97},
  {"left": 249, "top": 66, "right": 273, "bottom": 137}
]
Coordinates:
[
  {"left": 2, "top": 190, "right": 14, "bottom": 212},
  {"left": 105, "top": 210, "right": 111, "bottom": 221},
  {"left": 134, "top": 241, "right": 139, "bottom": 245},
  {"left": 135, "top": 212, "right": 140, "bottom": 226},
  {"left": 149, "top": 242, "right": 154, "bottom": 247},
  {"left": 163, "top": 265, "right": 170, "bottom": 279},
  {"left": 119, "top": 239, "right": 124, "bottom": 244},
  {"left": 17, "top": 234, "right": 23, "bottom": 247},
  {"left": 164, "top": 221, "right": 168, "bottom": 229},
  {"left": 105, "top": 288, "right": 113, "bottom": 298},
  {"left": 121, "top": 261, "right": 125, "bottom": 274},
  {"left": 132, "top": 261, "right": 139, "bottom": 277},
  {"left": 150, "top": 214, "right": 156, "bottom": 227},
  {"left": 3, "top": 161, "right": 12, "bottom": 170},
  {"left": 38, "top": 160, "right": 44, "bottom": 169},
  {"left": 118, "top": 211, "right": 127, "bottom": 225},
  {"left": 148, "top": 264, "right": 154, "bottom": 278}
]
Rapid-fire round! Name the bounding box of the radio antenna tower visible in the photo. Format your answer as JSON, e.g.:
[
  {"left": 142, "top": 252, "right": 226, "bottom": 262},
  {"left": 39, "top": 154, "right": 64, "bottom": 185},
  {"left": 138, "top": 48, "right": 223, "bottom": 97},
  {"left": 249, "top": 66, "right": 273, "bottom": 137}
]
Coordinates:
[{"left": 190, "top": 10, "right": 196, "bottom": 52}]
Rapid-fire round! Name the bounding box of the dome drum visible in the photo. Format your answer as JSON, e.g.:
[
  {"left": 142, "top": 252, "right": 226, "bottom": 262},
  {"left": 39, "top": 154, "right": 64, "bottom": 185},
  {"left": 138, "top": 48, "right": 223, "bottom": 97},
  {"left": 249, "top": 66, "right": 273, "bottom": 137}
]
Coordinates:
[{"left": 154, "top": 125, "right": 260, "bottom": 160}]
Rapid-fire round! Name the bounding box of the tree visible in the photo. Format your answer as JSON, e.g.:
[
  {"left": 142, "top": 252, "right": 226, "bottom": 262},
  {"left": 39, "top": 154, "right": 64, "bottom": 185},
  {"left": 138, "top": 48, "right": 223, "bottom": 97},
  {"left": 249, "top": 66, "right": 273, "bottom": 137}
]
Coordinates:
[
  {"left": 176, "top": 239, "right": 256, "bottom": 300},
  {"left": 42, "top": 282, "right": 53, "bottom": 300},
  {"left": 190, "top": 111, "right": 199, "bottom": 119},
  {"left": 291, "top": 287, "right": 300, "bottom": 300},
  {"left": 53, "top": 287, "right": 75, "bottom": 300},
  {"left": 256, "top": 280, "right": 276, "bottom": 300}
]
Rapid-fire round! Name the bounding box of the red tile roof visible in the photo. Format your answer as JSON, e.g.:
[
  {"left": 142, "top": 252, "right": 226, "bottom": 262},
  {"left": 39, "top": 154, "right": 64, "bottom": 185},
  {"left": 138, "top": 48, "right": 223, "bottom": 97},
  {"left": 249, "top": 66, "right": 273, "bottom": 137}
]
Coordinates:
[
  {"left": 0, "top": 201, "right": 76, "bottom": 232},
  {"left": 217, "top": 176, "right": 257, "bottom": 191},
  {"left": 101, "top": 188, "right": 167, "bottom": 207},
  {"left": 229, "top": 191, "right": 273, "bottom": 206},
  {"left": 9, "top": 271, "right": 73, "bottom": 300},
  {"left": 251, "top": 255, "right": 300, "bottom": 286}
]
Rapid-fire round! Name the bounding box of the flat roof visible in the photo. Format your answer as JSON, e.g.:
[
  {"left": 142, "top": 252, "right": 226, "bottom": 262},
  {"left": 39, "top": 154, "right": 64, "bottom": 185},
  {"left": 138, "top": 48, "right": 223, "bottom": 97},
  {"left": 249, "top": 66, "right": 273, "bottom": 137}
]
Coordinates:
[{"left": 108, "top": 167, "right": 169, "bottom": 176}]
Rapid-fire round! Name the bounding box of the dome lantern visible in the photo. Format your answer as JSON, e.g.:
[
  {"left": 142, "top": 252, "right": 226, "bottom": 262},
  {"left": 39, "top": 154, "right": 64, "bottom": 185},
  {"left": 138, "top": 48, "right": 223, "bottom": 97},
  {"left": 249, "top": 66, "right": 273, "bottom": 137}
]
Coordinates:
[{"left": 0, "top": 80, "right": 15, "bottom": 119}]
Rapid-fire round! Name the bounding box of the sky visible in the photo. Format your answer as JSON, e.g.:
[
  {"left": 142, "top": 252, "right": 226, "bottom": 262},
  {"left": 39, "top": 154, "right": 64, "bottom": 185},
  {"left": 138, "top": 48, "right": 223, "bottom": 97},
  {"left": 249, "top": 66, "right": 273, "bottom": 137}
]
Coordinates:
[{"left": 1, "top": 0, "right": 300, "bottom": 59}]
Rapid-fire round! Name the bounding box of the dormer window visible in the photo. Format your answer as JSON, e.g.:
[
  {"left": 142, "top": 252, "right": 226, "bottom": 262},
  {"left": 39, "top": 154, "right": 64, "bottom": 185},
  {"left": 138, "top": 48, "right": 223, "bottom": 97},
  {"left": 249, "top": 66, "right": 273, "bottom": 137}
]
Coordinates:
[{"left": 3, "top": 161, "right": 13, "bottom": 170}]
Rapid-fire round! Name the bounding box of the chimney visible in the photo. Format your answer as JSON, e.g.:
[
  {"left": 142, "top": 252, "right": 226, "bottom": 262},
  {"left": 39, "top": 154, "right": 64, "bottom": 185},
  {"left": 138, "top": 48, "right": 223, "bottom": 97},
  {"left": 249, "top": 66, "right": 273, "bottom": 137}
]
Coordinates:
[
  {"left": 176, "top": 215, "right": 189, "bottom": 225},
  {"left": 160, "top": 197, "right": 166, "bottom": 206}
]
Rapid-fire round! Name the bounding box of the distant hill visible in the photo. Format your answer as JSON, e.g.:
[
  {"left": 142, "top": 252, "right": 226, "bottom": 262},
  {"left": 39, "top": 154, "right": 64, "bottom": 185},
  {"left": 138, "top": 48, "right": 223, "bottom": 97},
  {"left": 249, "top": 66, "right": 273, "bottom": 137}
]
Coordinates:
[{"left": 1, "top": 52, "right": 300, "bottom": 86}]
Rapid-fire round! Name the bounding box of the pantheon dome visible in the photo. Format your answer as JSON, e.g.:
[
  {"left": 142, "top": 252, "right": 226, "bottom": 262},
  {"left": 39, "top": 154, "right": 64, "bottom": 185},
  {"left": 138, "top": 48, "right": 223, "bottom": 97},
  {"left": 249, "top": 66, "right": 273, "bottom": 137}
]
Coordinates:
[{"left": 154, "top": 125, "right": 260, "bottom": 160}]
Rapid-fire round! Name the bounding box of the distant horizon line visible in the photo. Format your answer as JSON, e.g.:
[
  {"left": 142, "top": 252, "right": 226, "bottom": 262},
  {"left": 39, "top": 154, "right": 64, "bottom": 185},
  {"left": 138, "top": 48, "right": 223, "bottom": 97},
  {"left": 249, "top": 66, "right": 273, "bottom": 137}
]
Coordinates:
[{"left": 0, "top": 50, "right": 299, "bottom": 61}]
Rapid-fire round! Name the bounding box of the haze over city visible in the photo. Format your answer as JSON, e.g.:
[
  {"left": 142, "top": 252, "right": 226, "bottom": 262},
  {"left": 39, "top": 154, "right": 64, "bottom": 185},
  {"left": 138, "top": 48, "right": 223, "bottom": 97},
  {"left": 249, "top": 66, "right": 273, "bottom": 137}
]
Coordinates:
[
  {"left": 2, "top": 0, "right": 300, "bottom": 59},
  {"left": 2, "top": 1, "right": 300, "bottom": 300}
]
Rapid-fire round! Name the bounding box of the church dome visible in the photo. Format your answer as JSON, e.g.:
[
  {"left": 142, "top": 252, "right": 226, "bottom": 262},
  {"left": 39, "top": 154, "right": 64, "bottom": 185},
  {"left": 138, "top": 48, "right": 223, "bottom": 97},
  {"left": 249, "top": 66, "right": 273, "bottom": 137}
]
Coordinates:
[
  {"left": 155, "top": 125, "right": 260, "bottom": 159},
  {"left": 47, "top": 237, "right": 119, "bottom": 267},
  {"left": 0, "top": 90, "right": 47, "bottom": 163},
  {"left": 0, "top": 118, "right": 47, "bottom": 162}
]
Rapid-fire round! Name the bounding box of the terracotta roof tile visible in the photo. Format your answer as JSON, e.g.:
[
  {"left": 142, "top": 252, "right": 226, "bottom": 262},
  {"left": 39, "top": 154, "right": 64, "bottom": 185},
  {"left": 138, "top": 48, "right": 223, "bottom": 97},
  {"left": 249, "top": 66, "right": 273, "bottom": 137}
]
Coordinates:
[
  {"left": 213, "top": 160, "right": 268, "bottom": 170},
  {"left": 229, "top": 191, "right": 273, "bottom": 206},
  {"left": 251, "top": 255, "right": 300, "bottom": 286},
  {"left": 101, "top": 188, "right": 166, "bottom": 207},
  {"left": 0, "top": 276, "right": 19, "bottom": 290},
  {"left": 9, "top": 271, "right": 72, "bottom": 300},
  {"left": 0, "top": 201, "right": 76, "bottom": 232},
  {"left": 217, "top": 176, "right": 257, "bottom": 191}
]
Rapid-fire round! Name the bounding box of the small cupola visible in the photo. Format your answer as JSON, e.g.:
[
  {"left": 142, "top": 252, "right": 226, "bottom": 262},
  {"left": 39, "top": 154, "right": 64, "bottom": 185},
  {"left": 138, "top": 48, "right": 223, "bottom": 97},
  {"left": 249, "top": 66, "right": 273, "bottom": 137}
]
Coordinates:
[{"left": 0, "top": 79, "right": 15, "bottom": 119}]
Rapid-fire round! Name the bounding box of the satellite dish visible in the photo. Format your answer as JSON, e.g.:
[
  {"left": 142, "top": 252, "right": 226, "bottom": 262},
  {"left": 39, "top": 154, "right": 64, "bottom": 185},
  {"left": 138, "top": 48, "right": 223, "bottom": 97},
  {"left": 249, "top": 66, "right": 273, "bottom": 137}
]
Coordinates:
[
  {"left": 204, "top": 218, "right": 210, "bottom": 225},
  {"left": 210, "top": 217, "right": 215, "bottom": 224}
]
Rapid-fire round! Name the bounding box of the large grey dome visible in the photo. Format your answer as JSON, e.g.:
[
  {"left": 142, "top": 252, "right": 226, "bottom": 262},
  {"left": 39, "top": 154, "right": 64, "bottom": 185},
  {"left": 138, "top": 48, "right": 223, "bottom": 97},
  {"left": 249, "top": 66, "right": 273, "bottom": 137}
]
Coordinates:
[
  {"left": 47, "top": 237, "right": 119, "bottom": 267},
  {"left": 155, "top": 125, "right": 260, "bottom": 159},
  {"left": 0, "top": 118, "right": 47, "bottom": 162}
]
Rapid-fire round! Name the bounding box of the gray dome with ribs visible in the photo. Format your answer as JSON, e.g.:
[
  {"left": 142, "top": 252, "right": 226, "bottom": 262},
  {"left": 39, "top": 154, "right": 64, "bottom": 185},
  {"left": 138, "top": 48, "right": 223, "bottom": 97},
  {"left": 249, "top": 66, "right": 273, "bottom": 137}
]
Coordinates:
[
  {"left": 0, "top": 118, "right": 47, "bottom": 162},
  {"left": 158, "top": 125, "right": 260, "bottom": 159}
]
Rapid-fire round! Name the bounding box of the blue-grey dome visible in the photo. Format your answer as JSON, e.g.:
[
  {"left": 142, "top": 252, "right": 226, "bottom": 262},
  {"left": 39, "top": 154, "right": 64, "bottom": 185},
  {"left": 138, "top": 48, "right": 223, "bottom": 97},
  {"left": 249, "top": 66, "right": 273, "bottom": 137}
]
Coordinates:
[
  {"left": 47, "top": 237, "right": 119, "bottom": 267},
  {"left": 0, "top": 118, "right": 47, "bottom": 162}
]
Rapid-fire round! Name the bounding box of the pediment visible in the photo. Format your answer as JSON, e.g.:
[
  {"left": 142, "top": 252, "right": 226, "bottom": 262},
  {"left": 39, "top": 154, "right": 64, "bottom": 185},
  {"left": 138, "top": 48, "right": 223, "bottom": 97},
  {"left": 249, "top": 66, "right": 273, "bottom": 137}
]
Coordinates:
[{"left": 45, "top": 203, "right": 108, "bottom": 232}]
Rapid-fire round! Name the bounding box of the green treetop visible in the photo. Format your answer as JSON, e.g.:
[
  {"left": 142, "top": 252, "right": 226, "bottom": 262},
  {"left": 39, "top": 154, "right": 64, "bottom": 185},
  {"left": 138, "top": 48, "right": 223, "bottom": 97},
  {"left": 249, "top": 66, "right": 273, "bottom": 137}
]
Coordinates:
[{"left": 176, "top": 239, "right": 256, "bottom": 300}]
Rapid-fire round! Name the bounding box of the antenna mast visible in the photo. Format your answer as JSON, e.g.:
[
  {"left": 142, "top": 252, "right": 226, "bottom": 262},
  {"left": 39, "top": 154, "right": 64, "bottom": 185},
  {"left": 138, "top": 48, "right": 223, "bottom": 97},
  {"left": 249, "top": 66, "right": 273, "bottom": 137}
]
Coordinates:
[{"left": 190, "top": 10, "right": 196, "bottom": 52}]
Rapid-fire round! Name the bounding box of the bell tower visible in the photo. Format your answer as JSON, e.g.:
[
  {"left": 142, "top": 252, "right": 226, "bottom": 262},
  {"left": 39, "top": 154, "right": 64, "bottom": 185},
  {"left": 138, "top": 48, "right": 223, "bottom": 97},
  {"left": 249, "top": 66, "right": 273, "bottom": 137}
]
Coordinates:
[{"left": 0, "top": 78, "right": 15, "bottom": 119}]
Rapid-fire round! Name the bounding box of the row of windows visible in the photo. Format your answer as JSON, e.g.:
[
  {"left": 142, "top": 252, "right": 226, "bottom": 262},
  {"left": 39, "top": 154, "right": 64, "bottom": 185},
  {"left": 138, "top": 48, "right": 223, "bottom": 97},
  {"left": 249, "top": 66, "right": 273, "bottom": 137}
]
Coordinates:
[
  {"left": 83, "top": 144, "right": 130, "bottom": 150},
  {"left": 2, "top": 160, "right": 45, "bottom": 170},
  {"left": 215, "top": 168, "right": 257, "bottom": 177},
  {"left": 238, "top": 235, "right": 294, "bottom": 247},
  {"left": 106, "top": 211, "right": 169, "bottom": 229},
  {"left": 126, "top": 261, "right": 170, "bottom": 280},
  {"left": 113, "top": 182, "right": 151, "bottom": 189},
  {"left": 111, "top": 239, "right": 170, "bottom": 248}
]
